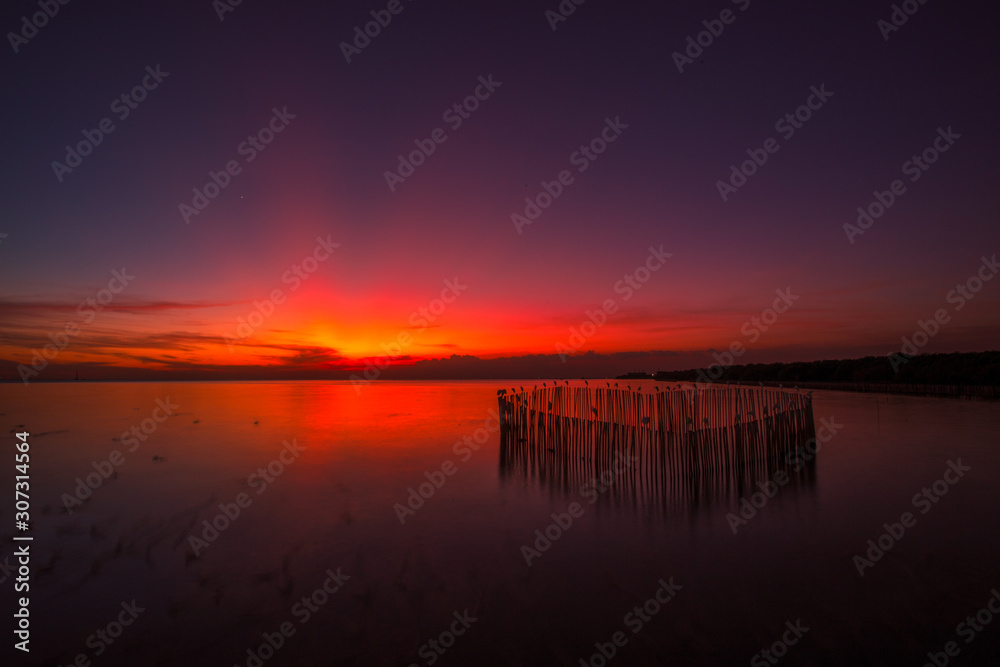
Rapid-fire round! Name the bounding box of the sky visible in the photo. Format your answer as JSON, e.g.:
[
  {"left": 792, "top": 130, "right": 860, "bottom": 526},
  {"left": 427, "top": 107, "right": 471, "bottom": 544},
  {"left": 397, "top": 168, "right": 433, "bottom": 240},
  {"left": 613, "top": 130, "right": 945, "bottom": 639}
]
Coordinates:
[{"left": 1, "top": 0, "right": 998, "bottom": 381}]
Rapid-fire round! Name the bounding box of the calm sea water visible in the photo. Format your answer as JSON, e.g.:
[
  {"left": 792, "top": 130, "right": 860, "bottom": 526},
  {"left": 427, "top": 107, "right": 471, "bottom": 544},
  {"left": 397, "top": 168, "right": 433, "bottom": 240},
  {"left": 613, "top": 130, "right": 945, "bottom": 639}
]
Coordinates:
[{"left": 2, "top": 380, "right": 999, "bottom": 666}]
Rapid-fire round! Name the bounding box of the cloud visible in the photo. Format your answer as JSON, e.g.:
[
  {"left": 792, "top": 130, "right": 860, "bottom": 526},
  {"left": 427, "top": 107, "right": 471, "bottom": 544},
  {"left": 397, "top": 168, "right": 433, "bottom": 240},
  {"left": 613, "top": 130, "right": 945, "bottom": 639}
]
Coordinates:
[{"left": 0, "top": 298, "right": 233, "bottom": 315}]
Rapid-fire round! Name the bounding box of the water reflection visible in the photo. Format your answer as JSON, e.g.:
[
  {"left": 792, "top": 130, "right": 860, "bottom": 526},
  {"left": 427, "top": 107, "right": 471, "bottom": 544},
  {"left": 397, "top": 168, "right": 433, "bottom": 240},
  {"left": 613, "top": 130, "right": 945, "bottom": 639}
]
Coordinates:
[
  {"left": 501, "top": 431, "right": 818, "bottom": 519},
  {"left": 5, "top": 381, "right": 999, "bottom": 666}
]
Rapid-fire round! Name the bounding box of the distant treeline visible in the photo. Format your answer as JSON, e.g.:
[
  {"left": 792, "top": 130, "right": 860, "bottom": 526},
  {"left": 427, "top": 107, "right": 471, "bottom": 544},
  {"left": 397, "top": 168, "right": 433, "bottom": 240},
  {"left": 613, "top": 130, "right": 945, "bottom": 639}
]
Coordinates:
[{"left": 653, "top": 352, "right": 1000, "bottom": 387}]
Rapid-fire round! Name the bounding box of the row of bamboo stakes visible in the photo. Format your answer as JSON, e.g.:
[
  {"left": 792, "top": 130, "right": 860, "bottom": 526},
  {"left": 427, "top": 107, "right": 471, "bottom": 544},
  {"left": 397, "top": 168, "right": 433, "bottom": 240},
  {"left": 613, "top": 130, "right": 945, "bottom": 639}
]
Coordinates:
[{"left": 498, "top": 383, "right": 817, "bottom": 514}]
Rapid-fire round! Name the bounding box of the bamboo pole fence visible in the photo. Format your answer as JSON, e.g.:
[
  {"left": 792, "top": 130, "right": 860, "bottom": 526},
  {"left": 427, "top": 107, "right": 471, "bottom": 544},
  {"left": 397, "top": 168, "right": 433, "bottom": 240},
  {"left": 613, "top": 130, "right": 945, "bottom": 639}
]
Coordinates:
[{"left": 498, "top": 383, "right": 817, "bottom": 514}]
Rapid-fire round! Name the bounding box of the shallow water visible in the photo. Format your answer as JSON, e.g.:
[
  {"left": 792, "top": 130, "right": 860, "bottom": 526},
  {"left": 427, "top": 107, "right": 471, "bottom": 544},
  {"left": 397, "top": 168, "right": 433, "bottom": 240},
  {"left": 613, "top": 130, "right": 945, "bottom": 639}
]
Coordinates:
[{"left": 2, "top": 380, "right": 999, "bottom": 666}]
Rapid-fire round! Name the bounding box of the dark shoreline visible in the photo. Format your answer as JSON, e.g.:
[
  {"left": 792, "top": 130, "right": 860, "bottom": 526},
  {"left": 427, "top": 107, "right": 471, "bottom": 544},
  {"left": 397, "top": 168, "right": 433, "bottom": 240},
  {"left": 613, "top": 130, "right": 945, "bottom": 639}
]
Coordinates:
[
  {"left": 640, "top": 351, "right": 1000, "bottom": 399},
  {"left": 724, "top": 380, "right": 999, "bottom": 400}
]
